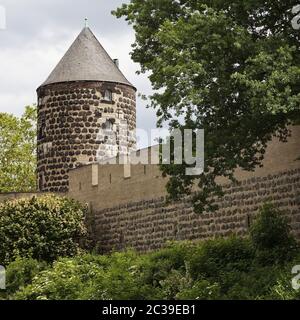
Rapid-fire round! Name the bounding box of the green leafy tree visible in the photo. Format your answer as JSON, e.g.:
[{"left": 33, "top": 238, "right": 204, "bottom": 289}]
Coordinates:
[
  {"left": 113, "top": 0, "right": 300, "bottom": 213},
  {"left": 0, "top": 106, "right": 37, "bottom": 192}
]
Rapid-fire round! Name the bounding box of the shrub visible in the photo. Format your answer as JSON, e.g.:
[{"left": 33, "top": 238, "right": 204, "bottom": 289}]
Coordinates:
[
  {"left": 142, "top": 241, "right": 194, "bottom": 287},
  {"left": 14, "top": 252, "right": 162, "bottom": 300},
  {"left": 13, "top": 254, "right": 112, "bottom": 300},
  {"left": 222, "top": 266, "right": 282, "bottom": 300},
  {"left": 159, "top": 269, "right": 191, "bottom": 300},
  {"left": 0, "top": 195, "right": 87, "bottom": 265},
  {"left": 10, "top": 244, "right": 300, "bottom": 300},
  {"left": 267, "top": 254, "right": 300, "bottom": 300},
  {"left": 176, "top": 280, "right": 221, "bottom": 300},
  {"left": 159, "top": 268, "right": 221, "bottom": 300},
  {"left": 268, "top": 274, "right": 299, "bottom": 300},
  {"left": 14, "top": 257, "right": 93, "bottom": 300},
  {"left": 5, "top": 257, "right": 47, "bottom": 297},
  {"left": 88, "top": 251, "right": 162, "bottom": 300},
  {"left": 188, "top": 236, "right": 254, "bottom": 281},
  {"left": 250, "top": 204, "right": 298, "bottom": 265}
]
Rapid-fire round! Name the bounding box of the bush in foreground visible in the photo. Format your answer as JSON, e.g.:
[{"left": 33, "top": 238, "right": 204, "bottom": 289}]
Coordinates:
[
  {"left": 0, "top": 195, "right": 87, "bottom": 265},
  {"left": 250, "top": 204, "right": 298, "bottom": 265},
  {"left": 11, "top": 244, "right": 299, "bottom": 300}
]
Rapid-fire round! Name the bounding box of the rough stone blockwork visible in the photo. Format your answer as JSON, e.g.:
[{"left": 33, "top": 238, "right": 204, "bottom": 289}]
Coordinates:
[
  {"left": 93, "top": 169, "right": 300, "bottom": 253},
  {"left": 37, "top": 81, "right": 136, "bottom": 192}
]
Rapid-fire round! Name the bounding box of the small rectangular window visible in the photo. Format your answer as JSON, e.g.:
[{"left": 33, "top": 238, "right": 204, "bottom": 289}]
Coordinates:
[
  {"left": 38, "top": 175, "right": 43, "bottom": 191},
  {"left": 104, "top": 90, "right": 112, "bottom": 101},
  {"left": 38, "top": 119, "right": 46, "bottom": 140}
]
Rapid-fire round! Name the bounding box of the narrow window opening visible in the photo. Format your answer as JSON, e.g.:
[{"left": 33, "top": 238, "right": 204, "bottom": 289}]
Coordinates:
[
  {"left": 38, "top": 119, "right": 46, "bottom": 140},
  {"left": 247, "top": 215, "right": 251, "bottom": 229},
  {"left": 104, "top": 90, "right": 112, "bottom": 102},
  {"left": 39, "top": 175, "right": 43, "bottom": 191}
]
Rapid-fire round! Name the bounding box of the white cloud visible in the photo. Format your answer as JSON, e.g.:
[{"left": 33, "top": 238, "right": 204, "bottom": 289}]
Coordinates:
[{"left": 0, "top": 31, "right": 75, "bottom": 115}]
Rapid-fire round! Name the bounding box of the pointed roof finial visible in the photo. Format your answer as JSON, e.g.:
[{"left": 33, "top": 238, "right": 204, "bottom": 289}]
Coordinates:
[{"left": 84, "top": 18, "right": 88, "bottom": 28}]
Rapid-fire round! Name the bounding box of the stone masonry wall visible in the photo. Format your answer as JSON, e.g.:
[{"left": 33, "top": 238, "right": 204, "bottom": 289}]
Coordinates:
[
  {"left": 37, "top": 81, "right": 136, "bottom": 192},
  {"left": 68, "top": 126, "right": 300, "bottom": 253},
  {"left": 93, "top": 168, "right": 300, "bottom": 253}
]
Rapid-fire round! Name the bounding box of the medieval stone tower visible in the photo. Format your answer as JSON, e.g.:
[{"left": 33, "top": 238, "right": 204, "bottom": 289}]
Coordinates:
[{"left": 37, "top": 27, "right": 137, "bottom": 192}]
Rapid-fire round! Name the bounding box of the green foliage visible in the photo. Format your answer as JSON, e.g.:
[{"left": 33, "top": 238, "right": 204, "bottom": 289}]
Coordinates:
[
  {"left": 142, "top": 241, "right": 193, "bottom": 287},
  {"left": 14, "top": 256, "right": 101, "bottom": 300},
  {"left": 269, "top": 272, "right": 300, "bottom": 300},
  {"left": 0, "top": 195, "right": 87, "bottom": 265},
  {"left": 0, "top": 257, "right": 47, "bottom": 300},
  {"left": 7, "top": 240, "right": 300, "bottom": 300},
  {"left": 266, "top": 253, "right": 300, "bottom": 300},
  {"left": 14, "top": 252, "right": 161, "bottom": 300},
  {"left": 221, "top": 266, "right": 282, "bottom": 300},
  {"left": 113, "top": 0, "right": 300, "bottom": 213},
  {"left": 5, "top": 257, "right": 47, "bottom": 296},
  {"left": 2, "top": 202, "right": 299, "bottom": 300},
  {"left": 159, "top": 268, "right": 221, "bottom": 300},
  {"left": 88, "top": 251, "right": 162, "bottom": 300},
  {"left": 250, "top": 204, "right": 298, "bottom": 265},
  {"left": 175, "top": 279, "right": 221, "bottom": 300},
  {"left": 188, "top": 237, "right": 255, "bottom": 280},
  {"left": 0, "top": 106, "right": 37, "bottom": 192}
]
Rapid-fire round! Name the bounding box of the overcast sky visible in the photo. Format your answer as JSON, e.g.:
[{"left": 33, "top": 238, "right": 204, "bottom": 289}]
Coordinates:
[{"left": 0, "top": 0, "right": 159, "bottom": 148}]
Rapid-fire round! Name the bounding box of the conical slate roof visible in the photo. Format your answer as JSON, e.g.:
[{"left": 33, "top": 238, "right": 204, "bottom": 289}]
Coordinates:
[{"left": 40, "top": 27, "right": 134, "bottom": 88}]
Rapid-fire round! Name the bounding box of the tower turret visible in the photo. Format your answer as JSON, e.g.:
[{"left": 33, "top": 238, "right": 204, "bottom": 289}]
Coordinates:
[{"left": 37, "top": 27, "right": 136, "bottom": 192}]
